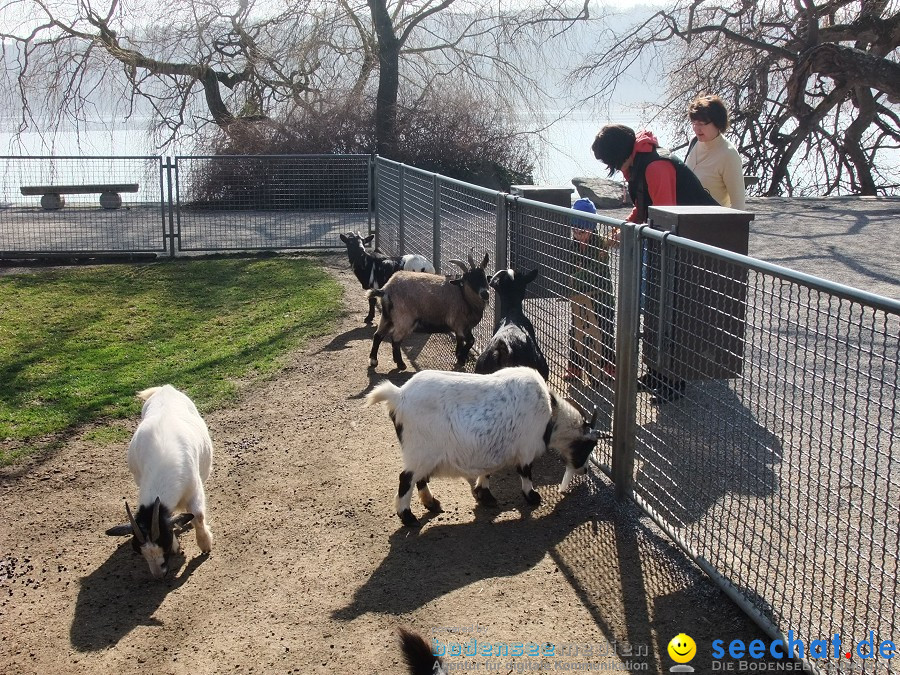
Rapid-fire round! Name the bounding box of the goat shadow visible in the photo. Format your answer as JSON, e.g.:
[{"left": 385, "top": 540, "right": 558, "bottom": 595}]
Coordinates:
[
  {"left": 332, "top": 465, "right": 615, "bottom": 621},
  {"left": 69, "top": 539, "right": 207, "bottom": 652},
  {"left": 355, "top": 330, "right": 469, "bottom": 399},
  {"left": 311, "top": 324, "right": 375, "bottom": 356}
]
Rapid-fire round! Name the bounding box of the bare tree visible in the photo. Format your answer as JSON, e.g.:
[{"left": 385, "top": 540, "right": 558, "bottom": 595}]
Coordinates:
[
  {"left": 0, "top": 0, "right": 590, "bottom": 156},
  {"left": 0, "top": 0, "right": 344, "bottom": 148},
  {"left": 576, "top": 0, "right": 900, "bottom": 196},
  {"left": 334, "top": 0, "right": 591, "bottom": 156}
]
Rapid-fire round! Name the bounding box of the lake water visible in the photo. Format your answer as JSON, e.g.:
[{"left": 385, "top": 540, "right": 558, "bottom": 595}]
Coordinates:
[
  {"left": 0, "top": 109, "right": 651, "bottom": 188},
  {"left": 530, "top": 108, "right": 650, "bottom": 185}
]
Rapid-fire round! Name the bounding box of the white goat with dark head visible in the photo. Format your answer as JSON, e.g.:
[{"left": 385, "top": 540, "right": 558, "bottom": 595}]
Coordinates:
[
  {"left": 367, "top": 250, "right": 490, "bottom": 371},
  {"left": 339, "top": 231, "right": 435, "bottom": 323},
  {"left": 365, "top": 367, "right": 599, "bottom": 526},
  {"left": 106, "top": 385, "right": 213, "bottom": 578},
  {"left": 475, "top": 267, "right": 549, "bottom": 380}
]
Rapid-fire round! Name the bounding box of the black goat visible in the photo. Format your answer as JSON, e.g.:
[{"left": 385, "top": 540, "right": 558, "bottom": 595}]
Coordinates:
[
  {"left": 339, "top": 231, "right": 434, "bottom": 323},
  {"left": 475, "top": 267, "right": 550, "bottom": 380}
]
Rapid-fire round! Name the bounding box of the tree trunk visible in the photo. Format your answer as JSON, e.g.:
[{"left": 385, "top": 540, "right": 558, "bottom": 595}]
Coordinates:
[
  {"left": 368, "top": 0, "right": 401, "bottom": 157},
  {"left": 843, "top": 88, "right": 878, "bottom": 195},
  {"left": 802, "top": 43, "right": 900, "bottom": 103}
]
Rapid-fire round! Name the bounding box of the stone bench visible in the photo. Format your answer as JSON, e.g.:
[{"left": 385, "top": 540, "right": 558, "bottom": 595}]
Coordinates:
[{"left": 20, "top": 183, "right": 140, "bottom": 210}]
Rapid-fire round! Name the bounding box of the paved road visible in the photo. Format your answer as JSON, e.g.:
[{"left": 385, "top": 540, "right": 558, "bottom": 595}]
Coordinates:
[{"left": 601, "top": 196, "right": 900, "bottom": 301}]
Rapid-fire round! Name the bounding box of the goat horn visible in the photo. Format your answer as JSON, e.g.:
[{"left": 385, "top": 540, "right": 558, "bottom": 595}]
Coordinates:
[
  {"left": 448, "top": 259, "right": 468, "bottom": 273},
  {"left": 151, "top": 497, "right": 161, "bottom": 542},
  {"left": 125, "top": 502, "right": 145, "bottom": 545},
  {"left": 587, "top": 405, "right": 598, "bottom": 429}
]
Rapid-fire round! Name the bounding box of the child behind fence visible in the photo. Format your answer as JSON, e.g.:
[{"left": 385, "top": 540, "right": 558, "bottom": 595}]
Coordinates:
[{"left": 565, "top": 197, "right": 616, "bottom": 385}]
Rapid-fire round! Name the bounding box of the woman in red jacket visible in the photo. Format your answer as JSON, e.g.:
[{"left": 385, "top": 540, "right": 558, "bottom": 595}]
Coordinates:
[{"left": 591, "top": 124, "right": 718, "bottom": 403}]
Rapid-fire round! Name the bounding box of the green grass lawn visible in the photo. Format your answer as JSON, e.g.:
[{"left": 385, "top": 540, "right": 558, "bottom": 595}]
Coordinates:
[{"left": 0, "top": 256, "right": 343, "bottom": 464}]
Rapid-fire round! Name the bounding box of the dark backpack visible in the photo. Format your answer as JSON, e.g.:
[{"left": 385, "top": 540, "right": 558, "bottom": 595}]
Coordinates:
[{"left": 629, "top": 147, "right": 718, "bottom": 222}]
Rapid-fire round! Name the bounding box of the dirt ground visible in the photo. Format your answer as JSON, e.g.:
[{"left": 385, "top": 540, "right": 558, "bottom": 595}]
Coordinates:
[{"left": 0, "top": 254, "right": 774, "bottom": 674}]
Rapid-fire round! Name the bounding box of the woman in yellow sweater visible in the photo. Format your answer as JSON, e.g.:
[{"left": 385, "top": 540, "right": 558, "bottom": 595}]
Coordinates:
[{"left": 685, "top": 94, "right": 746, "bottom": 210}]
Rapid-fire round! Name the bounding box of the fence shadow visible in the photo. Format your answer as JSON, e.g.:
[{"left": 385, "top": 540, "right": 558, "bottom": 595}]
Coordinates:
[
  {"left": 549, "top": 476, "right": 777, "bottom": 674},
  {"left": 634, "top": 379, "right": 782, "bottom": 528}
]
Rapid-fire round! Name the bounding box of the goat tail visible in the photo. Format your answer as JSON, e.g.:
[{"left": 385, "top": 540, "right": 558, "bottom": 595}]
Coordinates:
[
  {"left": 366, "top": 288, "right": 385, "bottom": 300},
  {"left": 365, "top": 380, "right": 401, "bottom": 412},
  {"left": 136, "top": 386, "right": 163, "bottom": 401},
  {"left": 398, "top": 628, "right": 446, "bottom": 675}
]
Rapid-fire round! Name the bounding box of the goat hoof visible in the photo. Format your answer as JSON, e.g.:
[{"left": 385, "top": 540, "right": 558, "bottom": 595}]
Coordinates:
[
  {"left": 524, "top": 489, "right": 542, "bottom": 506},
  {"left": 369, "top": 358, "right": 378, "bottom": 367},
  {"left": 472, "top": 486, "right": 498, "bottom": 507},
  {"left": 395, "top": 362, "right": 407, "bottom": 371},
  {"left": 425, "top": 499, "right": 443, "bottom": 513},
  {"left": 363, "top": 317, "right": 374, "bottom": 324},
  {"left": 399, "top": 509, "right": 420, "bottom": 527}
]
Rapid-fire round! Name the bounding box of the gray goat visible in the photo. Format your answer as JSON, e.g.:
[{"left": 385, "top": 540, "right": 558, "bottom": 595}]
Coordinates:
[{"left": 367, "top": 251, "right": 490, "bottom": 371}]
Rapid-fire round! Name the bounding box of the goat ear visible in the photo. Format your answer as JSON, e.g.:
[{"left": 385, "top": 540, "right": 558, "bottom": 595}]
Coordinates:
[
  {"left": 339, "top": 233, "right": 348, "bottom": 243},
  {"left": 480, "top": 253, "right": 489, "bottom": 269},
  {"left": 105, "top": 524, "right": 134, "bottom": 536},
  {"left": 525, "top": 268, "right": 539, "bottom": 283},
  {"left": 363, "top": 234, "right": 375, "bottom": 245},
  {"left": 449, "top": 277, "right": 463, "bottom": 286}
]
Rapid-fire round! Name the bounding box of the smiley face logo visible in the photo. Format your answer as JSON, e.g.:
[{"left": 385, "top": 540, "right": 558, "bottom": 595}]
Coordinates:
[{"left": 667, "top": 633, "right": 697, "bottom": 664}]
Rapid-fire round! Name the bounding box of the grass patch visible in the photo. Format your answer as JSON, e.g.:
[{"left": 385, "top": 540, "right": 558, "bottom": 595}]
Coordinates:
[
  {"left": 0, "top": 256, "right": 343, "bottom": 465},
  {"left": 82, "top": 425, "right": 132, "bottom": 445}
]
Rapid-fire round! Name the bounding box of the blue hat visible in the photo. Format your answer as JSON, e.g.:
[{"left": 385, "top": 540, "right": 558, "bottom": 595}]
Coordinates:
[{"left": 571, "top": 197, "right": 597, "bottom": 231}]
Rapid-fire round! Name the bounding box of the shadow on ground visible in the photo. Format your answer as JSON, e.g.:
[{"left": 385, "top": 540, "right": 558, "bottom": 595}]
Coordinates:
[{"left": 70, "top": 541, "right": 208, "bottom": 652}]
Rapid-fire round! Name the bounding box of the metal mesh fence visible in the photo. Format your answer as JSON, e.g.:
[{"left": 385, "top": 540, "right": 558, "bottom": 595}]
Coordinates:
[
  {"left": 632, "top": 234, "right": 899, "bottom": 673},
  {"left": 0, "top": 156, "right": 166, "bottom": 254},
  {"left": 435, "top": 175, "right": 500, "bottom": 356},
  {"left": 372, "top": 156, "right": 899, "bottom": 674},
  {"left": 174, "top": 155, "right": 370, "bottom": 251},
  {"left": 508, "top": 199, "right": 618, "bottom": 446},
  {"left": 375, "top": 160, "right": 401, "bottom": 255},
  {"left": 398, "top": 166, "right": 436, "bottom": 266}
]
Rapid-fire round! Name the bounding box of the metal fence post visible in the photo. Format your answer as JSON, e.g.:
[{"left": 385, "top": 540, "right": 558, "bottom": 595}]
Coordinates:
[
  {"left": 432, "top": 174, "right": 442, "bottom": 273},
  {"left": 372, "top": 156, "right": 382, "bottom": 249},
  {"left": 368, "top": 153, "right": 375, "bottom": 237},
  {"left": 612, "top": 222, "right": 641, "bottom": 499},
  {"left": 165, "top": 156, "right": 176, "bottom": 258},
  {"left": 398, "top": 164, "right": 406, "bottom": 254},
  {"left": 494, "top": 193, "right": 509, "bottom": 329}
]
